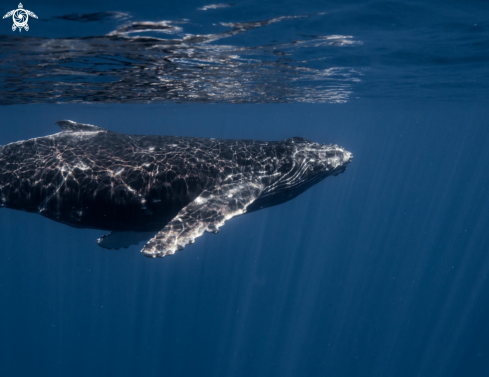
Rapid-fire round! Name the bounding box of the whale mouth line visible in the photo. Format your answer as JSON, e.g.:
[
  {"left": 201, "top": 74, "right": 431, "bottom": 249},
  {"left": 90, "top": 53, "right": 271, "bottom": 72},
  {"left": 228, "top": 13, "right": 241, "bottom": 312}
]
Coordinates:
[
  {"left": 261, "top": 163, "right": 340, "bottom": 199},
  {"left": 261, "top": 160, "right": 309, "bottom": 197},
  {"left": 259, "top": 148, "right": 351, "bottom": 199}
]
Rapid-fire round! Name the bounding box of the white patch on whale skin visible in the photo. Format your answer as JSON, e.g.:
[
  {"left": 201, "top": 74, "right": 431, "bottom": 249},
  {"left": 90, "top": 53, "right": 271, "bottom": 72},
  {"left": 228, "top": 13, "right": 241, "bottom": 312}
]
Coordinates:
[
  {"left": 194, "top": 196, "right": 206, "bottom": 204},
  {"left": 74, "top": 162, "right": 90, "bottom": 171},
  {"left": 114, "top": 167, "right": 124, "bottom": 175}
]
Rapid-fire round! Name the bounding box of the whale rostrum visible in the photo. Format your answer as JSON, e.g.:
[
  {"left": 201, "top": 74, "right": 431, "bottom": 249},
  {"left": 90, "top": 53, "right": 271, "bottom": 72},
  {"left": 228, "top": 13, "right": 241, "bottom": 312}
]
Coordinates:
[{"left": 0, "top": 120, "right": 352, "bottom": 258}]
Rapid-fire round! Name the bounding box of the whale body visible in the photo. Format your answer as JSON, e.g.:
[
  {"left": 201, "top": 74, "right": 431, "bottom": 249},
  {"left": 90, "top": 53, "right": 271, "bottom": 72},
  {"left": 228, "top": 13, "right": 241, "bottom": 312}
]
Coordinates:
[{"left": 0, "top": 120, "right": 352, "bottom": 258}]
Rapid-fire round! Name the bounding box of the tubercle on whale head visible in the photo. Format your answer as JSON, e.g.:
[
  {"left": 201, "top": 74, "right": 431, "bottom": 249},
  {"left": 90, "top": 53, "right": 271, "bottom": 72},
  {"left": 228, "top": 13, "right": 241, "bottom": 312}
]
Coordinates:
[
  {"left": 283, "top": 137, "right": 353, "bottom": 175},
  {"left": 255, "top": 137, "right": 352, "bottom": 206}
]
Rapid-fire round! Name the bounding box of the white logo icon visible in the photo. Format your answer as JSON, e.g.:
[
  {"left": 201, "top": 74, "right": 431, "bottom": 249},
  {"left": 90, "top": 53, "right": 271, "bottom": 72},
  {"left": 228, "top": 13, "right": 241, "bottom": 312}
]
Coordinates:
[{"left": 3, "top": 3, "right": 37, "bottom": 32}]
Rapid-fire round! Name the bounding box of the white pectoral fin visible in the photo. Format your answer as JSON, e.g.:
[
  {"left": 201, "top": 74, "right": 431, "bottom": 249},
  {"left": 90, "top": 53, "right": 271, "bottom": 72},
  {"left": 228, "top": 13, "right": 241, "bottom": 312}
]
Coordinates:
[
  {"left": 27, "top": 11, "right": 38, "bottom": 18},
  {"left": 3, "top": 11, "right": 14, "bottom": 19},
  {"left": 141, "top": 180, "right": 263, "bottom": 258}
]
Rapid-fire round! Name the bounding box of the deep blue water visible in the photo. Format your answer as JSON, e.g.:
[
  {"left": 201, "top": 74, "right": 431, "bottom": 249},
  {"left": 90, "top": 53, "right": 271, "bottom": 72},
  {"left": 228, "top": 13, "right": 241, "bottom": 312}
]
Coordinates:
[{"left": 1, "top": 1, "right": 489, "bottom": 376}]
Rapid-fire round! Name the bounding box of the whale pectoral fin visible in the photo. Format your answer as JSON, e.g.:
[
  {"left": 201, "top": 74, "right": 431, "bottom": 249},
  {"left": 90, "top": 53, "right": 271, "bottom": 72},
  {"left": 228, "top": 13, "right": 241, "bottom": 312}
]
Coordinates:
[
  {"left": 141, "top": 180, "right": 264, "bottom": 258},
  {"left": 97, "top": 231, "right": 158, "bottom": 250}
]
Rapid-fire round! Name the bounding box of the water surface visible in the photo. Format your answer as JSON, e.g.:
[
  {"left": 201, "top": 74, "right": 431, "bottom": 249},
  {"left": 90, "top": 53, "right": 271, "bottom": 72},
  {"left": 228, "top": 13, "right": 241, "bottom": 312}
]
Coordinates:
[{"left": 1, "top": 1, "right": 489, "bottom": 376}]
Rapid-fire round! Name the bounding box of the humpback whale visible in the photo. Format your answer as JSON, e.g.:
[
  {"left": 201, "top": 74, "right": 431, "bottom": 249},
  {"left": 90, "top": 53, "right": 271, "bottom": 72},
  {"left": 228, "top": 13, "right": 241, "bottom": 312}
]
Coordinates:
[{"left": 0, "top": 120, "right": 352, "bottom": 258}]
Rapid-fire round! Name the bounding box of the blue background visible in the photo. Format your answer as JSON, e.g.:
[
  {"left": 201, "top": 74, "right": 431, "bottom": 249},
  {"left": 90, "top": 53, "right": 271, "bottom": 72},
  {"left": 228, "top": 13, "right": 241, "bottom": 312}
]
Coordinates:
[{"left": 1, "top": 1, "right": 489, "bottom": 376}]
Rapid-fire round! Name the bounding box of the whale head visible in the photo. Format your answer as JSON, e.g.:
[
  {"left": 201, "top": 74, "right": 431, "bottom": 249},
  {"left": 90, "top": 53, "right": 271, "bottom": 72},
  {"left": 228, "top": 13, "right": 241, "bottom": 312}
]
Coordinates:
[
  {"left": 291, "top": 137, "right": 353, "bottom": 176},
  {"left": 248, "top": 137, "right": 352, "bottom": 211}
]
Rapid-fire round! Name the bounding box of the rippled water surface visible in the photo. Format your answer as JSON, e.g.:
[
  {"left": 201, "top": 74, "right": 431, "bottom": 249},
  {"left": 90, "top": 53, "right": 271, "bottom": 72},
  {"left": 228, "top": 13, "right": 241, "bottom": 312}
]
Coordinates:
[
  {"left": 1, "top": 1, "right": 489, "bottom": 377},
  {"left": 2, "top": 0, "right": 488, "bottom": 104}
]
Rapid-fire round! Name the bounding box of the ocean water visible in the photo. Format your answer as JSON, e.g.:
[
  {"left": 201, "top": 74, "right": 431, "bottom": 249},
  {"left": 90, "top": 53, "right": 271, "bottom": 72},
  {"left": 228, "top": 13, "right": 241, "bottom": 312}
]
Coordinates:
[{"left": 1, "top": 1, "right": 489, "bottom": 376}]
